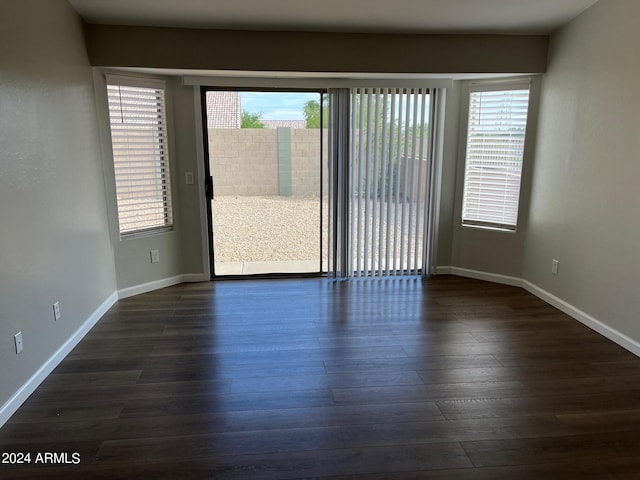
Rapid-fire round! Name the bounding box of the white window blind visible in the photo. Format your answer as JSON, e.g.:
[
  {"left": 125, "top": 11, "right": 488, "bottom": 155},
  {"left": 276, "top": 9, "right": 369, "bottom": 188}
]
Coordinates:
[
  {"left": 462, "top": 83, "right": 530, "bottom": 230},
  {"left": 106, "top": 79, "right": 173, "bottom": 236}
]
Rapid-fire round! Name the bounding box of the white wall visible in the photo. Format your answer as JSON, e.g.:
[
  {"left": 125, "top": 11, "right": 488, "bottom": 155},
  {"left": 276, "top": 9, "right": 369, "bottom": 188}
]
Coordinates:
[
  {"left": 524, "top": 0, "right": 640, "bottom": 343},
  {"left": 5, "top": 0, "right": 637, "bottom": 427},
  {"left": 0, "top": 0, "right": 116, "bottom": 410},
  {"left": 170, "top": 80, "right": 208, "bottom": 277},
  {"left": 93, "top": 74, "right": 207, "bottom": 293},
  {"left": 446, "top": 78, "right": 541, "bottom": 278},
  {"left": 434, "top": 84, "right": 460, "bottom": 267}
]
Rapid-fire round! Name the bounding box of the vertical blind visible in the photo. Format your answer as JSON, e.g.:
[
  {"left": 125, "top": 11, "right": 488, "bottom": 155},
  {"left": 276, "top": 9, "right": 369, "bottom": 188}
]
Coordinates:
[
  {"left": 107, "top": 79, "right": 173, "bottom": 236},
  {"left": 348, "top": 88, "right": 431, "bottom": 277},
  {"left": 462, "top": 83, "right": 530, "bottom": 230},
  {"left": 327, "top": 89, "right": 351, "bottom": 279}
]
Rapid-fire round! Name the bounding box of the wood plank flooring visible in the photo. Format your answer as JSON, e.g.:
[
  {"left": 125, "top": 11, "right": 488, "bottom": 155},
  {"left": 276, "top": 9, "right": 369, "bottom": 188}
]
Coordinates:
[{"left": 2, "top": 275, "right": 640, "bottom": 478}]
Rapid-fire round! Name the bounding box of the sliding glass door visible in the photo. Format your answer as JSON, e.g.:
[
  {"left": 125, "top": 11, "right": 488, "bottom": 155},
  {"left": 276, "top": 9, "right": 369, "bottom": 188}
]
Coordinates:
[
  {"left": 203, "top": 89, "right": 328, "bottom": 277},
  {"left": 200, "top": 85, "right": 441, "bottom": 280}
]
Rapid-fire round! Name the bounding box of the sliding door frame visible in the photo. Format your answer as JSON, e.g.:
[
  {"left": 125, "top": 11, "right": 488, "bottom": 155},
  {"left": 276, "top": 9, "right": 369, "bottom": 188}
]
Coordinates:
[
  {"left": 199, "top": 86, "right": 215, "bottom": 279},
  {"left": 190, "top": 77, "right": 448, "bottom": 281},
  {"left": 199, "top": 86, "right": 328, "bottom": 279}
]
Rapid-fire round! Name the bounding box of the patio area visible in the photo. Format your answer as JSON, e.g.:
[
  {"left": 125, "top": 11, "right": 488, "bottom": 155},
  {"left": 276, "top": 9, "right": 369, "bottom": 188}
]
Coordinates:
[
  {"left": 211, "top": 195, "right": 426, "bottom": 276},
  {"left": 212, "top": 195, "right": 328, "bottom": 275}
]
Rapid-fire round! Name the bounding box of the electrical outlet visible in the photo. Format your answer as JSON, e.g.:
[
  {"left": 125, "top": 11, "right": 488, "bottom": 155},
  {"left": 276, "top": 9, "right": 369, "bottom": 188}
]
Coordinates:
[
  {"left": 185, "top": 171, "right": 194, "bottom": 185},
  {"left": 53, "top": 301, "right": 61, "bottom": 321},
  {"left": 150, "top": 249, "right": 160, "bottom": 264},
  {"left": 552, "top": 259, "right": 559, "bottom": 276},
  {"left": 14, "top": 332, "right": 23, "bottom": 354}
]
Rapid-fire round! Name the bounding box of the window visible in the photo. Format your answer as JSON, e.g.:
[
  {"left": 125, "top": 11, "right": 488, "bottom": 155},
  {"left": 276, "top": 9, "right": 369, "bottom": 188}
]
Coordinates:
[
  {"left": 461, "top": 82, "right": 530, "bottom": 230},
  {"left": 106, "top": 76, "right": 173, "bottom": 236}
]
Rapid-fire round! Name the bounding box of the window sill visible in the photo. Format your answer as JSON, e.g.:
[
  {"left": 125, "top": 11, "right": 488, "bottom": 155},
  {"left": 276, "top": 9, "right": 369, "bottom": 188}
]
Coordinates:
[
  {"left": 461, "top": 223, "right": 516, "bottom": 234},
  {"left": 120, "top": 226, "right": 174, "bottom": 241}
]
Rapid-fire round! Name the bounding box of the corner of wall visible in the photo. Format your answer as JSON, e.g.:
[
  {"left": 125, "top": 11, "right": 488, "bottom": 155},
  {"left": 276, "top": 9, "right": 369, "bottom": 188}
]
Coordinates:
[{"left": 0, "top": 294, "right": 118, "bottom": 427}]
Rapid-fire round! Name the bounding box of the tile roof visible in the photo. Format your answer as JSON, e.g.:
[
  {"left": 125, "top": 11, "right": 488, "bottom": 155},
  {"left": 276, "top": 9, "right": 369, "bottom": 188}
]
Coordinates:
[
  {"left": 205, "top": 92, "right": 307, "bottom": 129},
  {"left": 206, "top": 91, "right": 241, "bottom": 128},
  {"left": 262, "top": 120, "right": 307, "bottom": 129}
]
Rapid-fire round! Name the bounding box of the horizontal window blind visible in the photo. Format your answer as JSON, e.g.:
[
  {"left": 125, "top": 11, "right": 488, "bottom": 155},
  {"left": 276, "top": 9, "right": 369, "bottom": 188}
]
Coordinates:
[
  {"left": 107, "top": 82, "right": 173, "bottom": 236},
  {"left": 462, "top": 84, "right": 530, "bottom": 230}
]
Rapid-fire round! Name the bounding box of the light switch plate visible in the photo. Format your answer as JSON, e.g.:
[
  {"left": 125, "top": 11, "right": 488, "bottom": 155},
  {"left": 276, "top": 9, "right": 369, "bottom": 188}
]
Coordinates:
[{"left": 14, "top": 332, "right": 23, "bottom": 354}]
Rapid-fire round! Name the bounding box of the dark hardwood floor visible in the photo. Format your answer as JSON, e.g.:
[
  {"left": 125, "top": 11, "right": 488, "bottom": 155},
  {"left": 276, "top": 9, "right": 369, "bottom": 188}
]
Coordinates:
[{"left": 2, "top": 275, "right": 640, "bottom": 478}]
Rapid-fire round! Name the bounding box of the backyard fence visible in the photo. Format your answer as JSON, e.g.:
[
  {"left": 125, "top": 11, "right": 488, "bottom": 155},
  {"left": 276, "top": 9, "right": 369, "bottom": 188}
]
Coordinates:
[
  {"left": 208, "top": 127, "right": 428, "bottom": 200},
  {"left": 209, "top": 127, "right": 328, "bottom": 197}
]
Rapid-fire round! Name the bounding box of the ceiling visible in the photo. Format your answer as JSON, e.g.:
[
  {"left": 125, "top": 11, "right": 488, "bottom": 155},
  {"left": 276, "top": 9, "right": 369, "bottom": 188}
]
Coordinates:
[{"left": 68, "top": 0, "right": 599, "bottom": 35}]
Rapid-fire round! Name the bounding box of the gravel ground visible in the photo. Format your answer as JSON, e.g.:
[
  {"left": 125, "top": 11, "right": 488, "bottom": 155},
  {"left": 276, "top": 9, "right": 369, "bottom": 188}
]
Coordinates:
[
  {"left": 212, "top": 196, "right": 328, "bottom": 262},
  {"left": 212, "top": 195, "right": 426, "bottom": 267}
]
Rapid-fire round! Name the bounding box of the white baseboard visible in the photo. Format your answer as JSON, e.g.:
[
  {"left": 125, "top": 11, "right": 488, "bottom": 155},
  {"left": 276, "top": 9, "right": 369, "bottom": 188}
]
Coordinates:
[
  {"left": 117, "top": 273, "right": 208, "bottom": 299},
  {"left": 436, "top": 266, "right": 523, "bottom": 287},
  {"left": 1, "top": 273, "right": 209, "bottom": 427},
  {"left": 117, "top": 275, "right": 184, "bottom": 299},
  {"left": 0, "top": 292, "right": 118, "bottom": 428},
  {"left": 522, "top": 280, "right": 640, "bottom": 358},
  {"left": 4, "top": 269, "right": 637, "bottom": 430},
  {"left": 436, "top": 265, "right": 640, "bottom": 358},
  {"left": 182, "top": 273, "right": 210, "bottom": 283}
]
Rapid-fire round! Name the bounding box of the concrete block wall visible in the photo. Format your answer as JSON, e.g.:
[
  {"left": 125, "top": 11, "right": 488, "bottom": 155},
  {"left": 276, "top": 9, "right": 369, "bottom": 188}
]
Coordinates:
[
  {"left": 291, "top": 129, "right": 328, "bottom": 197},
  {"left": 209, "top": 129, "right": 279, "bottom": 196},
  {"left": 208, "top": 128, "right": 423, "bottom": 199},
  {"left": 400, "top": 157, "right": 429, "bottom": 202},
  {"left": 209, "top": 128, "right": 327, "bottom": 197}
]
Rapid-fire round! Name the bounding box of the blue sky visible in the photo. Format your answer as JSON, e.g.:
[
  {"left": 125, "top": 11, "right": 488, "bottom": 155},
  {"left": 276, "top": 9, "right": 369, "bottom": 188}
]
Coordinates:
[
  {"left": 241, "top": 92, "right": 320, "bottom": 120},
  {"left": 239, "top": 91, "right": 431, "bottom": 124}
]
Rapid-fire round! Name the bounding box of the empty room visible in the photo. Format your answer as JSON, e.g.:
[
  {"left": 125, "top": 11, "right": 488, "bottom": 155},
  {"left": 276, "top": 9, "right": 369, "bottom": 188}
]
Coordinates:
[{"left": 2, "top": 0, "right": 640, "bottom": 478}]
